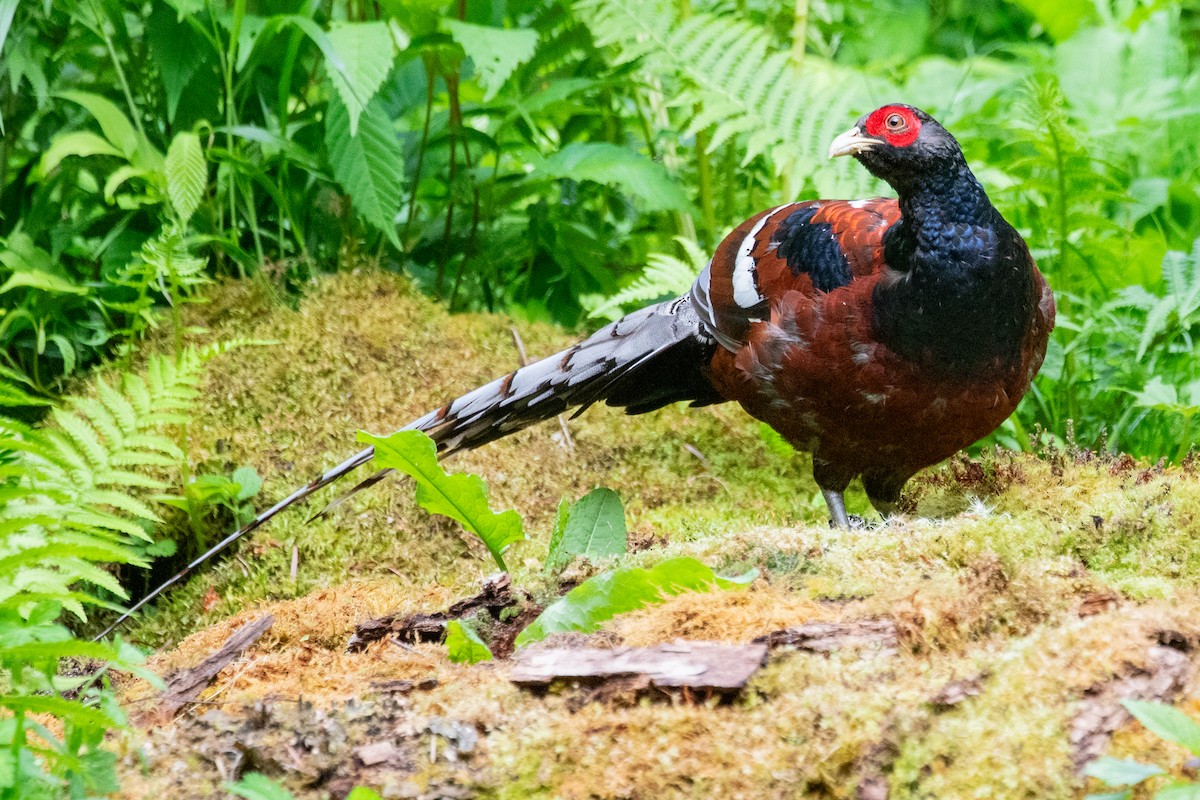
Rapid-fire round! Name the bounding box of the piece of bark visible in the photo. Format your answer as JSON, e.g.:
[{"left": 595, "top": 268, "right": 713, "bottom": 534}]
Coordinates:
[
  {"left": 929, "top": 673, "right": 987, "bottom": 710},
  {"left": 755, "top": 619, "right": 898, "bottom": 654},
  {"left": 159, "top": 615, "right": 274, "bottom": 717},
  {"left": 1071, "top": 644, "right": 1194, "bottom": 772},
  {"left": 510, "top": 640, "right": 768, "bottom": 694},
  {"left": 347, "top": 573, "right": 515, "bottom": 652}
]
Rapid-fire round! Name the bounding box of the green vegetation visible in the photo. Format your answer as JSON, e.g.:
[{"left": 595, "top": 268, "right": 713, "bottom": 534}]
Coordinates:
[
  {"left": 0, "top": 0, "right": 1199, "bottom": 797},
  {"left": 1084, "top": 700, "right": 1200, "bottom": 798}
]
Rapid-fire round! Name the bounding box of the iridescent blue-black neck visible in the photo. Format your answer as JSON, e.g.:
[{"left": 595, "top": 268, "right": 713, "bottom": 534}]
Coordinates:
[{"left": 872, "top": 155, "right": 1038, "bottom": 378}]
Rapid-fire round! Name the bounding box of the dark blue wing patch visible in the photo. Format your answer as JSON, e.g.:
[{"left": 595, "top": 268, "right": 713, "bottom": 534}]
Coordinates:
[{"left": 770, "top": 205, "right": 853, "bottom": 293}]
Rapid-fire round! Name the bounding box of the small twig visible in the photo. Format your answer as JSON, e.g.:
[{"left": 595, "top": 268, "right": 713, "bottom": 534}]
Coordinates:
[
  {"left": 510, "top": 327, "right": 575, "bottom": 452},
  {"left": 290, "top": 545, "right": 299, "bottom": 582}
]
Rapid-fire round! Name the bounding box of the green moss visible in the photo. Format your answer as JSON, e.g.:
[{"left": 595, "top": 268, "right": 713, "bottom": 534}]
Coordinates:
[{"left": 100, "top": 272, "right": 1200, "bottom": 799}]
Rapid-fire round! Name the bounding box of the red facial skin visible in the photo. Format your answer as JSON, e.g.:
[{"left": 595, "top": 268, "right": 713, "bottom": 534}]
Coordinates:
[
  {"left": 703, "top": 198, "right": 1055, "bottom": 501},
  {"left": 863, "top": 105, "right": 922, "bottom": 148}
]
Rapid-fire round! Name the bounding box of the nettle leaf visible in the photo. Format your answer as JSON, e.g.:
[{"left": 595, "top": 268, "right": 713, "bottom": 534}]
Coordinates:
[
  {"left": 445, "top": 620, "right": 493, "bottom": 664},
  {"left": 165, "top": 132, "right": 206, "bottom": 226},
  {"left": 1122, "top": 700, "right": 1200, "bottom": 754},
  {"left": 326, "top": 21, "right": 396, "bottom": 136},
  {"left": 325, "top": 92, "right": 404, "bottom": 247},
  {"left": 515, "top": 556, "right": 756, "bottom": 647},
  {"left": 358, "top": 430, "right": 525, "bottom": 571},
  {"left": 546, "top": 487, "right": 626, "bottom": 571},
  {"left": 1082, "top": 756, "right": 1164, "bottom": 786},
  {"left": 539, "top": 143, "right": 689, "bottom": 212},
  {"left": 443, "top": 19, "right": 538, "bottom": 100}
]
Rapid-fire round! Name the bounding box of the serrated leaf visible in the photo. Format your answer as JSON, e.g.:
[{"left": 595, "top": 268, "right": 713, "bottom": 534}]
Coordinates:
[
  {"left": 539, "top": 143, "right": 689, "bottom": 212},
  {"left": 325, "top": 93, "right": 405, "bottom": 247},
  {"left": 232, "top": 466, "right": 263, "bottom": 501},
  {"left": 325, "top": 21, "right": 396, "bottom": 136},
  {"left": 1082, "top": 756, "right": 1164, "bottom": 786},
  {"left": 444, "top": 19, "right": 538, "bottom": 101},
  {"left": 359, "top": 430, "right": 525, "bottom": 570},
  {"left": 445, "top": 620, "right": 493, "bottom": 664},
  {"left": 1123, "top": 700, "right": 1200, "bottom": 753},
  {"left": 546, "top": 487, "right": 626, "bottom": 571},
  {"left": 516, "top": 556, "right": 756, "bottom": 647},
  {"left": 165, "top": 132, "right": 206, "bottom": 225}
]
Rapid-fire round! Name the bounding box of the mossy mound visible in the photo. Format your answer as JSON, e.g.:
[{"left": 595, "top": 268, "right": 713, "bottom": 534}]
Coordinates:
[{"left": 109, "top": 272, "right": 1200, "bottom": 798}]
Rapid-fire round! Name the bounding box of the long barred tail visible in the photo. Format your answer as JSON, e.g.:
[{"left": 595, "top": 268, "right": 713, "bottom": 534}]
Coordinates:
[{"left": 97, "top": 295, "right": 720, "bottom": 638}]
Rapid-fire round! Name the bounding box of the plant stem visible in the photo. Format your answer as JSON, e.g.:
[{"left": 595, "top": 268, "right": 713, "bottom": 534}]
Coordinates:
[{"left": 87, "top": 0, "right": 146, "bottom": 140}]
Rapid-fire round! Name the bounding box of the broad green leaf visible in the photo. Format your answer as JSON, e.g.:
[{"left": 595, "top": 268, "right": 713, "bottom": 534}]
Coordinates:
[
  {"left": 232, "top": 466, "right": 263, "bottom": 501},
  {"left": 445, "top": 620, "right": 493, "bottom": 664},
  {"left": 0, "top": 749, "right": 13, "bottom": 789},
  {"left": 1123, "top": 700, "right": 1200, "bottom": 754},
  {"left": 515, "top": 556, "right": 756, "bottom": 647},
  {"left": 225, "top": 772, "right": 295, "bottom": 800},
  {"left": 1157, "top": 784, "right": 1200, "bottom": 800},
  {"left": 539, "top": 143, "right": 689, "bottom": 212},
  {"left": 0, "top": 233, "right": 85, "bottom": 295},
  {"left": 546, "top": 487, "right": 626, "bottom": 570},
  {"left": 165, "top": 132, "right": 206, "bottom": 226},
  {"left": 35, "top": 131, "right": 123, "bottom": 178},
  {"left": 326, "top": 21, "right": 396, "bottom": 136},
  {"left": 1082, "top": 756, "right": 1163, "bottom": 786},
  {"left": 444, "top": 19, "right": 538, "bottom": 100},
  {"left": 346, "top": 789, "right": 384, "bottom": 800},
  {"left": 57, "top": 91, "right": 139, "bottom": 157},
  {"left": 325, "top": 93, "right": 404, "bottom": 247},
  {"left": 359, "top": 430, "right": 525, "bottom": 570}
]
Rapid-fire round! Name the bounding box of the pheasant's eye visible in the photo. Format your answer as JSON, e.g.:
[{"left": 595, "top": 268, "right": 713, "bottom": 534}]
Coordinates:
[{"left": 886, "top": 113, "right": 905, "bottom": 130}]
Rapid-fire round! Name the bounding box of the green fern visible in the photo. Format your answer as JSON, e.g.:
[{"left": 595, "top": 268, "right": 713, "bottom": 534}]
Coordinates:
[
  {"left": 0, "top": 350, "right": 213, "bottom": 791},
  {"left": 574, "top": 0, "right": 886, "bottom": 198},
  {"left": 586, "top": 236, "right": 707, "bottom": 320}
]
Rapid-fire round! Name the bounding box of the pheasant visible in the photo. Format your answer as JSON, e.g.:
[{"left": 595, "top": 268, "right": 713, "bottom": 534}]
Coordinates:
[{"left": 101, "top": 105, "right": 1054, "bottom": 634}]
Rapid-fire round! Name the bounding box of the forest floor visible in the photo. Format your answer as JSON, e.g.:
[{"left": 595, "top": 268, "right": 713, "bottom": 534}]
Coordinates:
[{"left": 106, "top": 272, "right": 1200, "bottom": 799}]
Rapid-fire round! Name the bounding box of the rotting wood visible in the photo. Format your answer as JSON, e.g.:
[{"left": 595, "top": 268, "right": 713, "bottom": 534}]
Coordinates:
[
  {"left": 347, "top": 573, "right": 515, "bottom": 652},
  {"left": 1071, "top": 643, "right": 1195, "bottom": 772},
  {"left": 159, "top": 615, "right": 274, "bottom": 717},
  {"left": 754, "top": 619, "right": 898, "bottom": 654},
  {"left": 510, "top": 640, "right": 768, "bottom": 694}
]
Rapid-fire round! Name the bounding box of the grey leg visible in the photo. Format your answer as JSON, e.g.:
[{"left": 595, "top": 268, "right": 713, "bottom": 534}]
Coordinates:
[{"left": 822, "top": 489, "right": 851, "bottom": 529}]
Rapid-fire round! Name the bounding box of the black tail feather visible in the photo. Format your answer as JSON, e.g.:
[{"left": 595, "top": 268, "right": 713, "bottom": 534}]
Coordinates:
[{"left": 97, "top": 295, "right": 719, "bottom": 638}]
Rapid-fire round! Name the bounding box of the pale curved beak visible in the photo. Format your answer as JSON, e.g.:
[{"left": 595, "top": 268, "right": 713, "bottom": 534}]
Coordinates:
[{"left": 828, "top": 127, "right": 884, "bottom": 159}]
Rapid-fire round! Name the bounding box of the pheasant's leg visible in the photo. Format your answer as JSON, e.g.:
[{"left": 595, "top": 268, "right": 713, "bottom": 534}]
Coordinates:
[{"left": 821, "top": 489, "right": 851, "bottom": 529}]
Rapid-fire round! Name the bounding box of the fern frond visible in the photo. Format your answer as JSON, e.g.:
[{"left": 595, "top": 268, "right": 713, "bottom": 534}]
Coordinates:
[
  {"left": 587, "top": 236, "right": 707, "bottom": 319},
  {"left": 574, "top": 0, "right": 888, "bottom": 197}
]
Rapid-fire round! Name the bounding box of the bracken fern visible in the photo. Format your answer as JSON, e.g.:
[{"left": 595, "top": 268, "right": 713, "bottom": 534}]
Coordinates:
[{"left": 574, "top": 0, "right": 885, "bottom": 198}]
